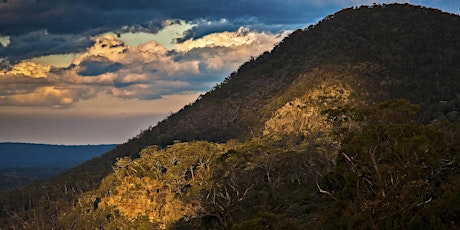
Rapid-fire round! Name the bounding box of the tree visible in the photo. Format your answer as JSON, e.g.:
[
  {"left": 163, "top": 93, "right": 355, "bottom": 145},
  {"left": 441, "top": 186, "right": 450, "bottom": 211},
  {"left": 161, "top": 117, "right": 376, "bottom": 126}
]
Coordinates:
[{"left": 320, "top": 100, "right": 454, "bottom": 228}]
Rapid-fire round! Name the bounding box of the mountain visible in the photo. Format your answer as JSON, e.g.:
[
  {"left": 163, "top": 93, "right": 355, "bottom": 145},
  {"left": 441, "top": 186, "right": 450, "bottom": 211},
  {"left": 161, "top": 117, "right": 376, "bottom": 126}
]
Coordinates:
[
  {"left": 0, "top": 143, "right": 116, "bottom": 169},
  {"left": 1, "top": 4, "right": 460, "bottom": 229}
]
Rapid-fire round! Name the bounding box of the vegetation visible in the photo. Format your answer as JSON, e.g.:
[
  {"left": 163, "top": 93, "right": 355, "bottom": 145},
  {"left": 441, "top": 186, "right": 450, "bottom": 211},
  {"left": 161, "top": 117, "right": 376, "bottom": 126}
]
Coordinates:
[
  {"left": 320, "top": 100, "right": 459, "bottom": 228},
  {"left": 1, "top": 3, "right": 460, "bottom": 229},
  {"left": 56, "top": 100, "right": 460, "bottom": 229},
  {"left": 0, "top": 168, "right": 65, "bottom": 191}
]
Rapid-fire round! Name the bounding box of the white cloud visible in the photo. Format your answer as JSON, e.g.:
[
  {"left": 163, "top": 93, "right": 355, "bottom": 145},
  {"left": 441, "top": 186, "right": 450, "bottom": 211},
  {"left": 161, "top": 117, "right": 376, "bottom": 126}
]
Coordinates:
[
  {"left": 72, "top": 34, "right": 127, "bottom": 65},
  {"left": 0, "top": 86, "right": 96, "bottom": 108},
  {"left": 1, "top": 61, "right": 50, "bottom": 78},
  {"left": 0, "top": 36, "right": 10, "bottom": 47},
  {"left": 175, "top": 27, "right": 259, "bottom": 51},
  {"left": 175, "top": 27, "right": 289, "bottom": 72},
  {"left": 0, "top": 27, "right": 286, "bottom": 107}
]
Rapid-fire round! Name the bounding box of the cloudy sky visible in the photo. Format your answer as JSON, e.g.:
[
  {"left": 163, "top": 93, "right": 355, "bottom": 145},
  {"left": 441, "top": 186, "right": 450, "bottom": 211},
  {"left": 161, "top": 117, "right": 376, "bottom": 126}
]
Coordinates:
[{"left": 0, "top": 0, "right": 458, "bottom": 144}]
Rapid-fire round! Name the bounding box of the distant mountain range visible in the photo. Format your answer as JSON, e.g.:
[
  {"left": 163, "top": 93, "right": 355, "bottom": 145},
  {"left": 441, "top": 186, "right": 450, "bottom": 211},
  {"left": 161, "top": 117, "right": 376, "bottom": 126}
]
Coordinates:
[
  {"left": 0, "top": 143, "right": 115, "bottom": 191},
  {"left": 0, "top": 143, "right": 116, "bottom": 169}
]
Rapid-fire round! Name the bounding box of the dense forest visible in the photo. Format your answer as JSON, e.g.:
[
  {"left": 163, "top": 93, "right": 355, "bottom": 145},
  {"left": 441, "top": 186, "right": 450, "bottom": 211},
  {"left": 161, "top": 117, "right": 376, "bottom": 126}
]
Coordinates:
[{"left": 1, "top": 4, "right": 460, "bottom": 229}]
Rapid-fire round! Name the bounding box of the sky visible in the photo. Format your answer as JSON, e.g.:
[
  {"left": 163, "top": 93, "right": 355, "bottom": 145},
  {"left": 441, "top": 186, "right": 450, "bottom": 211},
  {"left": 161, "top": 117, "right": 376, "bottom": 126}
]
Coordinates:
[{"left": 0, "top": 0, "right": 459, "bottom": 145}]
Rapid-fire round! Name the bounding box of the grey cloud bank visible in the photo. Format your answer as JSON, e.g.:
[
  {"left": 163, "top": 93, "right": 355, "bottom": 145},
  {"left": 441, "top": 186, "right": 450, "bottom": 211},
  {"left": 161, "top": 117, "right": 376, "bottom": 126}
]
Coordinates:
[
  {"left": 0, "top": 0, "right": 456, "bottom": 60},
  {"left": 0, "top": 0, "right": 328, "bottom": 35},
  {"left": 0, "top": 0, "right": 340, "bottom": 60}
]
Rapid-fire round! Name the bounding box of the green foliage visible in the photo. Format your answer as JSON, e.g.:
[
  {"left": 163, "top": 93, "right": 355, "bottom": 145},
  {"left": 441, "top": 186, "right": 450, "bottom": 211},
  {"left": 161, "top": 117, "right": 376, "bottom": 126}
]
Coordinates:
[
  {"left": 56, "top": 137, "right": 333, "bottom": 229},
  {"left": 0, "top": 167, "right": 66, "bottom": 191},
  {"left": 232, "top": 212, "right": 280, "bottom": 230},
  {"left": 409, "top": 180, "right": 460, "bottom": 229},
  {"left": 320, "top": 100, "right": 458, "bottom": 228}
]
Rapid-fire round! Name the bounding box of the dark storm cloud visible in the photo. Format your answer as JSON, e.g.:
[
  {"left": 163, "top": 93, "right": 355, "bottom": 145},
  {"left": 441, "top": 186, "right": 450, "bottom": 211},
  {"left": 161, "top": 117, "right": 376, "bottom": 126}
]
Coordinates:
[
  {"left": 0, "top": 0, "right": 327, "bottom": 37},
  {"left": 0, "top": 0, "right": 345, "bottom": 60},
  {"left": 178, "top": 19, "right": 242, "bottom": 43},
  {"left": 0, "top": 0, "right": 163, "bottom": 35},
  {"left": 0, "top": 30, "right": 93, "bottom": 61},
  {"left": 0, "top": 0, "right": 426, "bottom": 60},
  {"left": 77, "top": 56, "right": 122, "bottom": 76}
]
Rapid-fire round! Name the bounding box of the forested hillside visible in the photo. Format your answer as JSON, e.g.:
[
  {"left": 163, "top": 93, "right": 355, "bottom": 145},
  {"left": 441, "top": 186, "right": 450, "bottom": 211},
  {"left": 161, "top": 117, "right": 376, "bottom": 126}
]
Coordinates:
[{"left": 1, "top": 4, "right": 460, "bottom": 229}]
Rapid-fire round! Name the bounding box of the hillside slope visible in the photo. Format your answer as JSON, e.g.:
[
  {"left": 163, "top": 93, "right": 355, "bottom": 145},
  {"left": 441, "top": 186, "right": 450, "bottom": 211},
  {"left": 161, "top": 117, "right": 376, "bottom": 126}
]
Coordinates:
[
  {"left": 1, "top": 3, "right": 460, "bottom": 229},
  {"left": 61, "top": 2, "right": 460, "bottom": 189}
]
